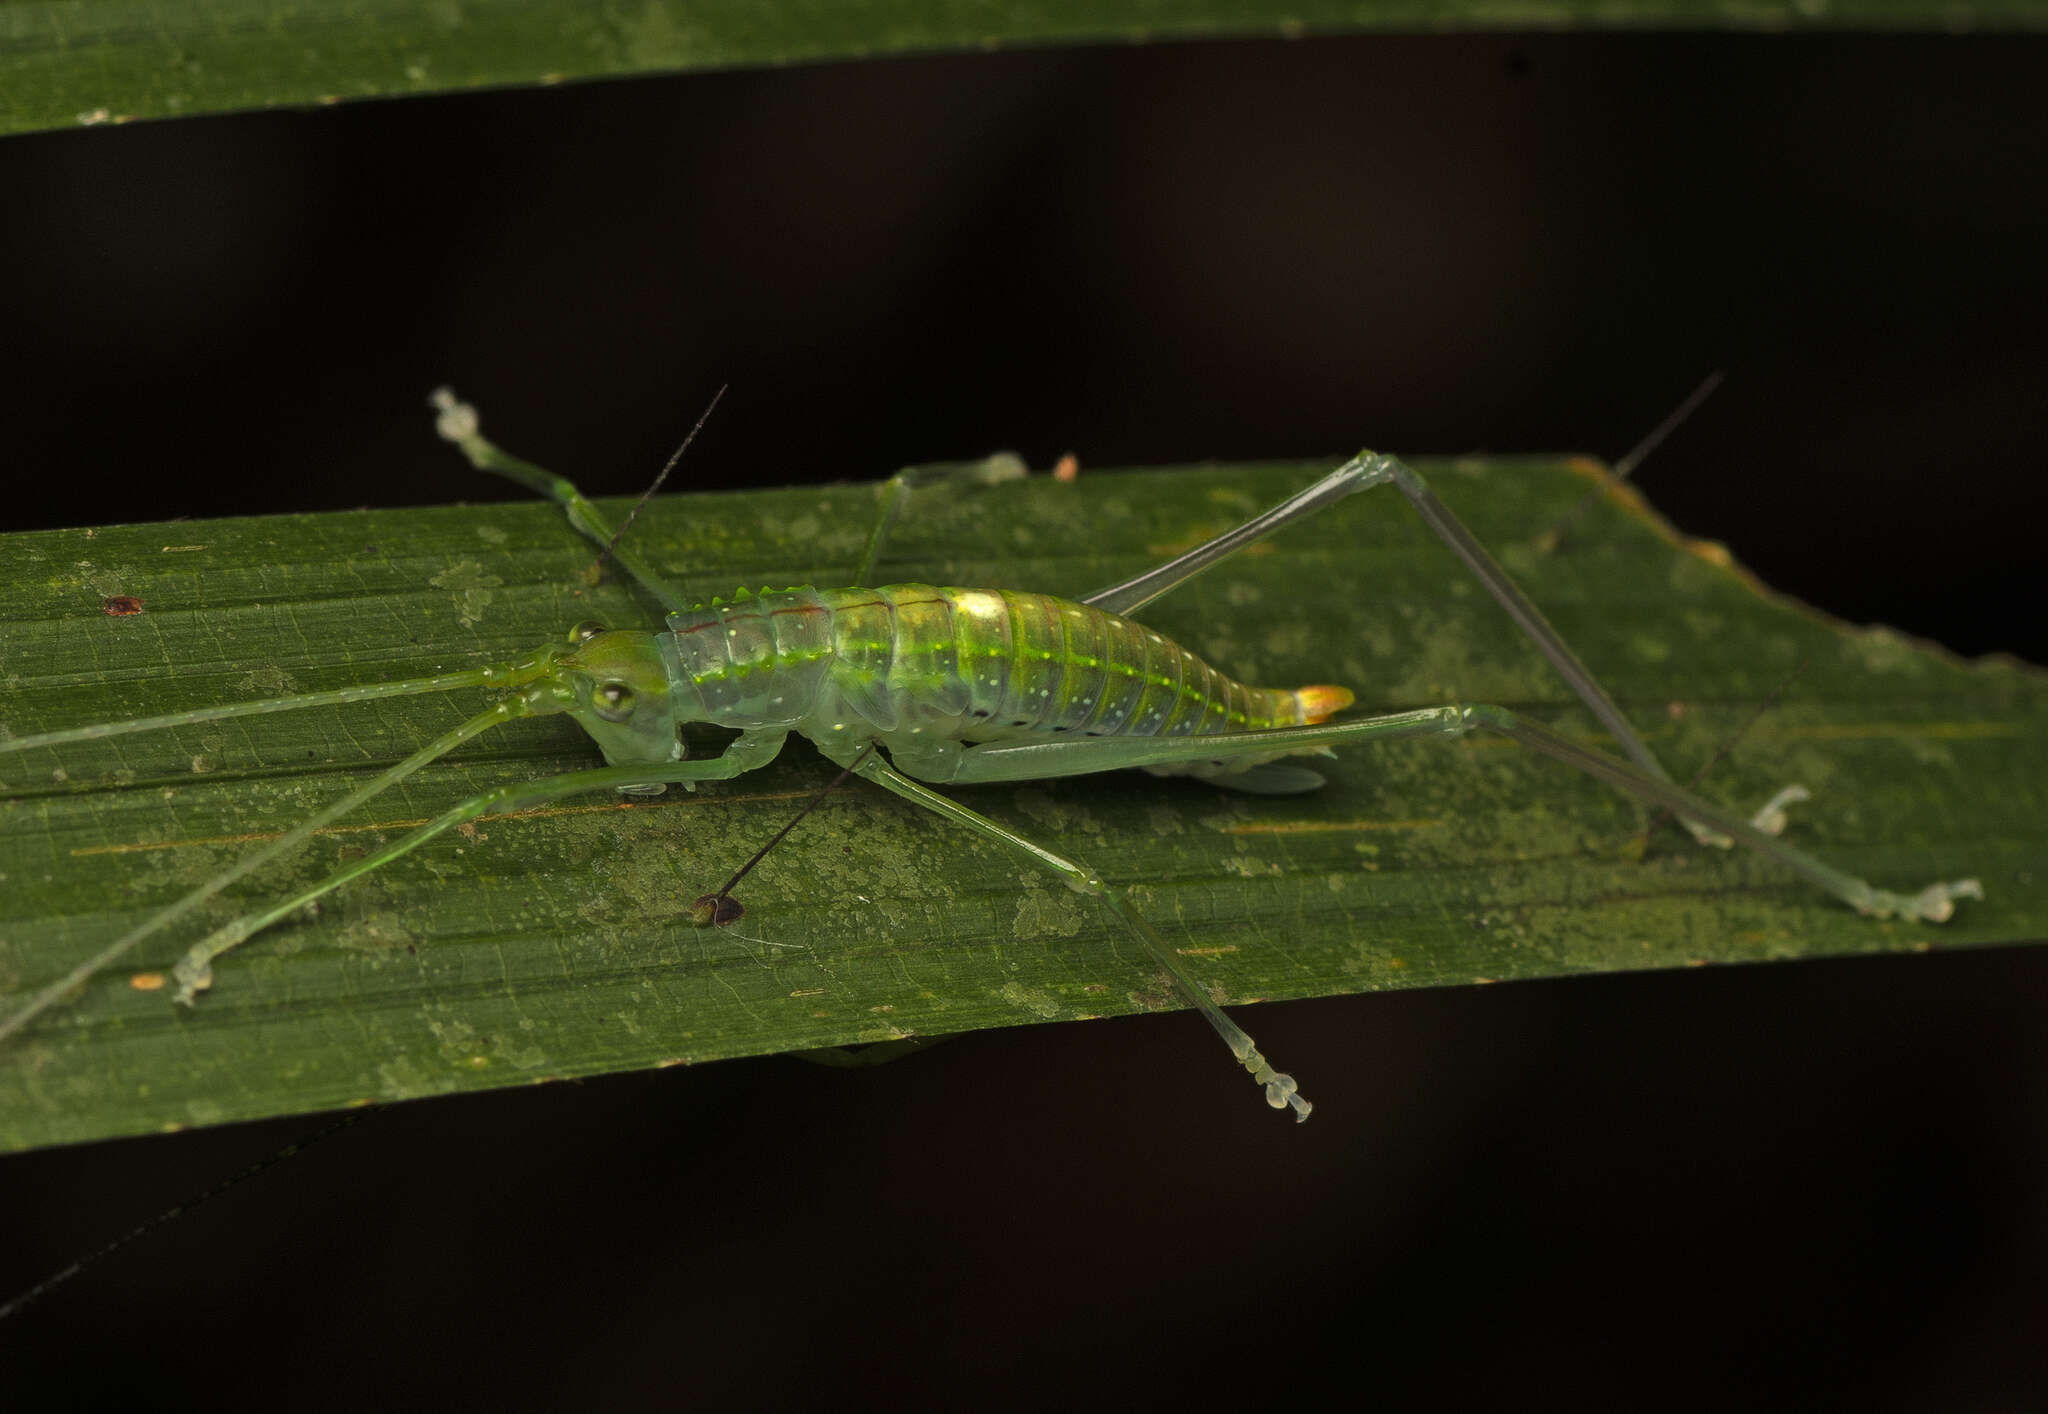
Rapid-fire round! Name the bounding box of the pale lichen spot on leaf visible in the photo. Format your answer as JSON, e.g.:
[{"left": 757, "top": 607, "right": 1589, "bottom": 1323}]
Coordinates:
[
  {"left": 82, "top": 566, "right": 138, "bottom": 600},
  {"left": 1012, "top": 787, "right": 1104, "bottom": 840},
  {"left": 1196, "top": 798, "right": 1255, "bottom": 834},
  {"left": 236, "top": 664, "right": 299, "bottom": 697},
  {"left": 428, "top": 560, "right": 504, "bottom": 628},
  {"left": 330, "top": 908, "right": 413, "bottom": 958},
  {"left": 999, "top": 980, "right": 1063, "bottom": 1019},
  {"left": 377, "top": 1051, "right": 460, "bottom": 1101},
  {"left": 428, "top": 1014, "right": 483, "bottom": 1066},
  {"left": 1012, "top": 879, "right": 1085, "bottom": 940},
  {"left": 428, "top": 1009, "right": 548, "bottom": 1071},
  {"left": 796, "top": 802, "right": 944, "bottom": 929},
  {"left": 1145, "top": 804, "right": 1186, "bottom": 838}
]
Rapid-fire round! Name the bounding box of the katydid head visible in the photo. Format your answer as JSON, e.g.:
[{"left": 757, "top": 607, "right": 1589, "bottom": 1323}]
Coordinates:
[{"left": 532, "top": 621, "right": 695, "bottom": 768}]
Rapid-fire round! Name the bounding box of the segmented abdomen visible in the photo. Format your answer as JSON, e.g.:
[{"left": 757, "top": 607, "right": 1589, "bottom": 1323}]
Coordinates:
[
  {"left": 811, "top": 585, "right": 1336, "bottom": 741},
  {"left": 662, "top": 583, "right": 1350, "bottom": 741}
]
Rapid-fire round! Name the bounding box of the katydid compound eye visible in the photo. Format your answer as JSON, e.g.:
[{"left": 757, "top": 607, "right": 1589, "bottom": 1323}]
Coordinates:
[
  {"left": 570, "top": 620, "right": 607, "bottom": 644},
  {"left": 593, "top": 681, "right": 635, "bottom": 722}
]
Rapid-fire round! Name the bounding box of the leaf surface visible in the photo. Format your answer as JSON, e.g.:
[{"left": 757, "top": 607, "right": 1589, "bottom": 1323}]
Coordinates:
[
  {"left": 1, "top": 455, "right": 2042, "bottom": 1150},
  {"left": 6, "top": 0, "right": 2047, "bottom": 139}
]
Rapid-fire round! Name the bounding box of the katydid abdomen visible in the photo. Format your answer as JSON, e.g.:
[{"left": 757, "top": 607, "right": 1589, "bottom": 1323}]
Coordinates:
[{"left": 661, "top": 583, "right": 1354, "bottom": 775}]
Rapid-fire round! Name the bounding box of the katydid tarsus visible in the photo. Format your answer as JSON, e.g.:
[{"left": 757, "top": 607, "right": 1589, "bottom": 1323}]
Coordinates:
[{"left": 0, "top": 392, "right": 1983, "bottom": 1120}]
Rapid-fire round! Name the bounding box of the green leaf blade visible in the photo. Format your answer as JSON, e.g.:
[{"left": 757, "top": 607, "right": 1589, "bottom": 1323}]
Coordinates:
[
  {"left": 8, "top": 0, "right": 2048, "bottom": 140},
  {"left": 1, "top": 456, "right": 2042, "bottom": 1151}
]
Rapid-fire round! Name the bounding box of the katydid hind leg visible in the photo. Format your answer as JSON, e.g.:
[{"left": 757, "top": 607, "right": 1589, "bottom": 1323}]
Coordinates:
[
  {"left": 921, "top": 709, "right": 1979, "bottom": 924},
  {"left": 1084, "top": 450, "right": 1805, "bottom": 842},
  {"left": 1079, "top": 454, "right": 1393, "bottom": 616},
  {"left": 822, "top": 742, "right": 1313, "bottom": 1120}
]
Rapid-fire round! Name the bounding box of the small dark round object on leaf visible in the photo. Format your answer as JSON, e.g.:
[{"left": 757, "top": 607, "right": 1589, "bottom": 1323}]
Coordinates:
[{"left": 689, "top": 893, "right": 745, "bottom": 928}]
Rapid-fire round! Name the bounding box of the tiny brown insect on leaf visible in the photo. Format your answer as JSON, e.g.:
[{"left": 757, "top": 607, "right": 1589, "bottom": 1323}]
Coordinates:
[{"left": 101, "top": 595, "right": 145, "bottom": 616}]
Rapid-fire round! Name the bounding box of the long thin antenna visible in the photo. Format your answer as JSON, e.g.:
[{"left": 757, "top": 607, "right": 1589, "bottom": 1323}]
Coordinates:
[
  {"left": 691, "top": 746, "right": 872, "bottom": 927},
  {"left": 591, "top": 383, "right": 728, "bottom": 582},
  {"left": 0, "top": 699, "right": 527, "bottom": 1043},
  {"left": 1537, "top": 370, "right": 1725, "bottom": 554},
  {"left": 0, "top": 1107, "right": 379, "bottom": 1323}
]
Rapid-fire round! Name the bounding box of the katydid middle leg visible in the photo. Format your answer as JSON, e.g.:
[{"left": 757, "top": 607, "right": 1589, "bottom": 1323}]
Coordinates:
[
  {"left": 1080, "top": 450, "right": 1805, "bottom": 848},
  {"left": 695, "top": 453, "right": 1034, "bottom": 1070},
  {"left": 819, "top": 742, "right": 1315, "bottom": 1119}
]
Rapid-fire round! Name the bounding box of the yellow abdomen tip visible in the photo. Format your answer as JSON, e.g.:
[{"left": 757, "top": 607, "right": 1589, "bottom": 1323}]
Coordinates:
[{"left": 1294, "top": 685, "right": 1354, "bottom": 724}]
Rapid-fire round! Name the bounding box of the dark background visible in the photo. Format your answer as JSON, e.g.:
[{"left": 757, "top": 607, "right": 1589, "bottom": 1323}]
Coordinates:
[{"left": 2, "top": 33, "right": 2043, "bottom": 1409}]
